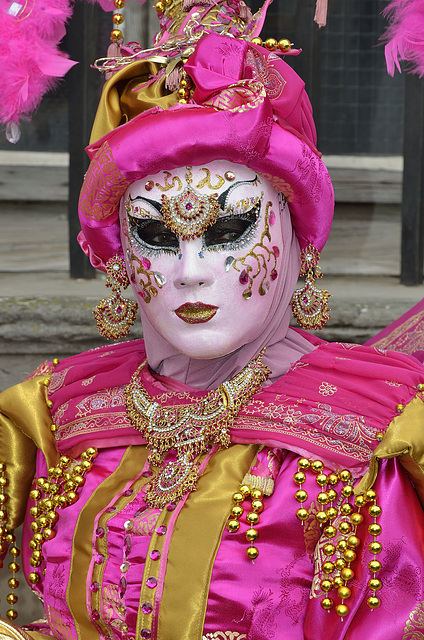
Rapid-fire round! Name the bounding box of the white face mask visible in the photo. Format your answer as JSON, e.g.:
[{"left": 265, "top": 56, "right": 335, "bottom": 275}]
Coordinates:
[{"left": 120, "top": 160, "right": 286, "bottom": 359}]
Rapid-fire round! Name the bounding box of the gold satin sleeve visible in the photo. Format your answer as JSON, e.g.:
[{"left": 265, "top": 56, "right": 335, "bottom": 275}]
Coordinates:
[
  {"left": 0, "top": 619, "right": 51, "bottom": 640},
  {"left": 0, "top": 375, "right": 58, "bottom": 531},
  {"left": 90, "top": 60, "right": 177, "bottom": 144},
  {"left": 355, "top": 393, "right": 424, "bottom": 504}
]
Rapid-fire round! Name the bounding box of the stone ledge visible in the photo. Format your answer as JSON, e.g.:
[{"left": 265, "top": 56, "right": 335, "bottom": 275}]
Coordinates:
[{"left": 0, "top": 294, "right": 417, "bottom": 356}]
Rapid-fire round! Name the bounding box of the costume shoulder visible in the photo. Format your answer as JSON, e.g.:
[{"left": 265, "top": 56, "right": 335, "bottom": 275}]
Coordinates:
[
  {"left": 0, "top": 364, "right": 58, "bottom": 531},
  {"left": 281, "top": 340, "right": 424, "bottom": 502},
  {"left": 41, "top": 339, "right": 147, "bottom": 453},
  {"left": 0, "top": 340, "right": 146, "bottom": 531}
]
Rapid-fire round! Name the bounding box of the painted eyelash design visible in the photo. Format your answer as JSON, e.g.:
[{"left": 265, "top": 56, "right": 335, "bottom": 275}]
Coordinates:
[
  {"left": 203, "top": 220, "right": 259, "bottom": 253},
  {"left": 202, "top": 197, "right": 262, "bottom": 252},
  {"left": 217, "top": 176, "right": 261, "bottom": 211},
  {"left": 127, "top": 216, "right": 179, "bottom": 258}
]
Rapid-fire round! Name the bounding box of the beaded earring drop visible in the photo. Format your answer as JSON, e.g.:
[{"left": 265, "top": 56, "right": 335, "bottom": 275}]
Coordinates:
[
  {"left": 292, "top": 245, "right": 330, "bottom": 330},
  {"left": 94, "top": 255, "right": 138, "bottom": 340}
]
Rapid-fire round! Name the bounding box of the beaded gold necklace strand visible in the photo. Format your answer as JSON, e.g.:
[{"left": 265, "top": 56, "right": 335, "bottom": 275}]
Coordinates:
[{"left": 125, "top": 349, "right": 271, "bottom": 509}]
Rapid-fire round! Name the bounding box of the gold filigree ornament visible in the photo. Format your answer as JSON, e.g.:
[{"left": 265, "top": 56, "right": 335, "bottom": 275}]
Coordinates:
[
  {"left": 125, "top": 350, "right": 271, "bottom": 509},
  {"left": 291, "top": 244, "right": 331, "bottom": 330},
  {"left": 232, "top": 199, "right": 278, "bottom": 299},
  {"left": 94, "top": 255, "right": 138, "bottom": 340},
  {"left": 160, "top": 184, "right": 220, "bottom": 240}
]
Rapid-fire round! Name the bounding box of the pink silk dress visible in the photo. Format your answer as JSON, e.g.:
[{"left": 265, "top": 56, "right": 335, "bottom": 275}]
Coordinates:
[{"left": 1, "top": 335, "right": 424, "bottom": 640}]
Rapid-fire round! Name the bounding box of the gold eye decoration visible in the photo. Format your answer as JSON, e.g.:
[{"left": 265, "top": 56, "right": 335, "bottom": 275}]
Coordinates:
[
  {"left": 232, "top": 201, "right": 279, "bottom": 299},
  {"left": 128, "top": 251, "right": 164, "bottom": 303}
]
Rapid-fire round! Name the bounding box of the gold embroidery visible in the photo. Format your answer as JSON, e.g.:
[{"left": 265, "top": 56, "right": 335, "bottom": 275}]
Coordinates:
[
  {"left": 259, "top": 172, "right": 294, "bottom": 202},
  {"left": 245, "top": 48, "right": 287, "bottom": 100},
  {"left": 204, "top": 80, "right": 265, "bottom": 113},
  {"left": 403, "top": 600, "right": 424, "bottom": 638},
  {"left": 195, "top": 168, "right": 225, "bottom": 190},
  {"left": 102, "top": 585, "right": 126, "bottom": 624},
  {"left": 318, "top": 382, "right": 338, "bottom": 397},
  {"left": 240, "top": 401, "right": 376, "bottom": 463},
  {"left": 203, "top": 634, "right": 247, "bottom": 640},
  {"left": 79, "top": 141, "right": 131, "bottom": 221},
  {"left": 372, "top": 309, "right": 424, "bottom": 355}
]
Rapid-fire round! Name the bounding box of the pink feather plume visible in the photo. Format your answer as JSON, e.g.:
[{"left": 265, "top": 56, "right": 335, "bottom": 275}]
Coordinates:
[
  {"left": 0, "top": 0, "right": 77, "bottom": 132},
  {"left": 0, "top": 0, "right": 150, "bottom": 138},
  {"left": 382, "top": 0, "right": 424, "bottom": 77}
]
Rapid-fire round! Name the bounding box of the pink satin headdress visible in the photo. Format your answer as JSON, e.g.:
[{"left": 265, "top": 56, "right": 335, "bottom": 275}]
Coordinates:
[{"left": 78, "top": 0, "right": 334, "bottom": 270}]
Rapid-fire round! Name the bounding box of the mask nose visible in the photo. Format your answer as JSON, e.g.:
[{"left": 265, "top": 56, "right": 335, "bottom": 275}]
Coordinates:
[{"left": 173, "top": 239, "right": 213, "bottom": 289}]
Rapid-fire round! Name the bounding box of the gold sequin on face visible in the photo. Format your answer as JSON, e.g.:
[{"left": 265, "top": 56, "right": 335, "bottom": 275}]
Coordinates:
[
  {"left": 224, "top": 171, "right": 236, "bottom": 182},
  {"left": 232, "top": 201, "right": 279, "bottom": 299}
]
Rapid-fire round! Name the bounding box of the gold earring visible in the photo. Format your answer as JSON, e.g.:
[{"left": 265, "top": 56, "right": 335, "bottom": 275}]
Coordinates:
[
  {"left": 291, "top": 244, "right": 331, "bottom": 330},
  {"left": 94, "top": 255, "right": 138, "bottom": 339}
]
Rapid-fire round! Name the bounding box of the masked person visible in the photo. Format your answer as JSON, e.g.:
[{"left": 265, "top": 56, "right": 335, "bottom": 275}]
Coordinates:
[{"left": 1, "top": 2, "right": 424, "bottom": 639}]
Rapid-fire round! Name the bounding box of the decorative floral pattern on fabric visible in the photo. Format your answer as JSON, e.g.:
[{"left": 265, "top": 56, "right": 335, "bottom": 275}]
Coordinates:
[
  {"left": 243, "top": 399, "right": 378, "bottom": 461},
  {"left": 403, "top": 600, "right": 424, "bottom": 639},
  {"left": 25, "top": 360, "right": 53, "bottom": 380},
  {"left": 76, "top": 386, "right": 126, "bottom": 417},
  {"left": 79, "top": 142, "right": 131, "bottom": 221},
  {"left": 372, "top": 309, "right": 424, "bottom": 355},
  {"left": 259, "top": 172, "right": 294, "bottom": 202},
  {"left": 204, "top": 79, "right": 266, "bottom": 114},
  {"left": 244, "top": 48, "right": 286, "bottom": 100},
  {"left": 203, "top": 633, "right": 247, "bottom": 639}
]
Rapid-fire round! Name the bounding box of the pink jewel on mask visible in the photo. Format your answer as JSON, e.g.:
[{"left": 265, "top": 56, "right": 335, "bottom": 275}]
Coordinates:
[
  {"left": 269, "top": 210, "right": 276, "bottom": 225},
  {"left": 141, "top": 257, "right": 151, "bottom": 270},
  {"left": 270, "top": 269, "right": 278, "bottom": 281},
  {"left": 272, "top": 246, "right": 280, "bottom": 258},
  {"left": 239, "top": 269, "right": 249, "bottom": 285}
]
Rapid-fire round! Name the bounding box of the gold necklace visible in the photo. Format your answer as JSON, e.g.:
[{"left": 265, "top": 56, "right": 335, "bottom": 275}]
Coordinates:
[{"left": 125, "top": 350, "right": 270, "bottom": 509}]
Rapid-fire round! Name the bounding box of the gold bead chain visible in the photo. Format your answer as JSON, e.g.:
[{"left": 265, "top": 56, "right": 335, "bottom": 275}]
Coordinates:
[
  {"left": 27, "top": 447, "right": 98, "bottom": 587},
  {"left": 293, "top": 457, "right": 382, "bottom": 618},
  {"left": 0, "top": 462, "right": 21, "bottom": 621}
]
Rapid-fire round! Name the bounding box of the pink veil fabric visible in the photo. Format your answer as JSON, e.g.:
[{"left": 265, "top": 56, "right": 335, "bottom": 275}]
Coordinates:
[{"left": 140, "top": 201, "right": 315, "bottom": 390}]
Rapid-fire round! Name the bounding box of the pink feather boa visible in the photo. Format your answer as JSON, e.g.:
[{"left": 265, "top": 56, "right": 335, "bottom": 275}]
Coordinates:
[{"left": 383, "top": 0, "right": 424, "bottom": 76}]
